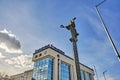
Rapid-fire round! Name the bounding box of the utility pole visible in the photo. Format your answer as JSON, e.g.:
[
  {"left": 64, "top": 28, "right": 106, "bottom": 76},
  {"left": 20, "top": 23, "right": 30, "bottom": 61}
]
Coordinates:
[
  {"left": 60, "top": 17, "right": 81, "bottom": 80},
  {"left": 103, "top": 70, "right": 107, "bottom": 80},
  {"left": 95, "top": 0, "right": 120, "bottom": 61}
]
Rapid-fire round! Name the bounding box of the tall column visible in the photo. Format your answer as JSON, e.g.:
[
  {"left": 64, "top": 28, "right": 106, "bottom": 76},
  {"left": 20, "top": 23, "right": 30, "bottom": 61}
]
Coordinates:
[
  {"left": 53, "top": 58, "right": 58, "bottom": 80},
  {"left": 60, "top": 17, "right": 81, "bottom": 80},
  {"left": 72, "top": 41, "right": 81, "bottom": 80}
]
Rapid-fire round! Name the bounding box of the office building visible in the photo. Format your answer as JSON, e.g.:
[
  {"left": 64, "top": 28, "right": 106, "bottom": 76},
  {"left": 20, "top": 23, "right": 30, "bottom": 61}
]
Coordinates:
[{"left": 32, "top": 44, "right": 94, "bottom": 80}]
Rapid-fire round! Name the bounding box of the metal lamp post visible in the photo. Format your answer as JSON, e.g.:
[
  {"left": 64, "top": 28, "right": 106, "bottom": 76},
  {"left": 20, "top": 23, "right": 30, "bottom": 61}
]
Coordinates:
[
  {"left": 93, "top": 66, "right": 99, "bottom": 80},
  {"left": 60, "top": 17, "right": 81, "bottom": 80},
  {"left": 95, "top": 0, "right": 120, "bottom": 61},
  {"left": 103, "top": 70, "right": 107, "bottom": 80}
]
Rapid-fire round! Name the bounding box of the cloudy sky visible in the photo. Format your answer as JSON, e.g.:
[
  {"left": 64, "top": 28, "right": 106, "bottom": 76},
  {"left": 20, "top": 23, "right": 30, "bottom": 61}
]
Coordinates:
[{"left": 0, "top": 0, "right": 120, "bottom": 80}]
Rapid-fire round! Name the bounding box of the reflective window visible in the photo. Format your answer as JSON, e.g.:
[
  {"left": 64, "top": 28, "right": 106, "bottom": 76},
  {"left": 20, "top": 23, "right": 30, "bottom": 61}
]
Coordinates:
[
  {"left": 80, "top": 70, "right": 85, "bottom": 80},
  {"left": 86, "top": 72, "right": 91, "bottom": 80},
  {"left": 61, "top": 61, "right": 71, "bottom": 80},
  {"left": 32, "top": 58, "right": 53, "bottom": 80}
]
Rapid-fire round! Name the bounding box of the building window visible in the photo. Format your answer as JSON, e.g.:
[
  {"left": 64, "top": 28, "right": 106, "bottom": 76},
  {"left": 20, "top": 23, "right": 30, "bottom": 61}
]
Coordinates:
[
  {"left": 39, "top": 54, "right": 42, "bottom": 57},
  {"left": 60, "top": 61, "right": 71, "bottom": 80},
  {"left": 32, "top": 58, "right": 53, "bottom": 80},
  {"left": 44, "top": 51, "right": 47, "bottom": 54},
  {"left": 35, "top": 55, "right": 38, "bottom": 58},
  {"left": 57, "top": 54, "right": 60, "bottom": 58},
  {"left": 86, "top": 72, "right": 91, "bottom": 80},
  {"left": 80, "top": 70, "right": 85, "bottom": 80}
]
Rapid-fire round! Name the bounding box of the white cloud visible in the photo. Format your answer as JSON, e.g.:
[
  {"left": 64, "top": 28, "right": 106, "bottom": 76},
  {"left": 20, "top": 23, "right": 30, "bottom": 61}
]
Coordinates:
[
  {"left": 5, "top": 55, "right": 33, "bottom": 68},
  {"left": 0, "top": 29, "right": 15, "bottom": 37},
  {"left": 0, "top": 29, "right": 22, "bottom": 53},
  {"left": 0, "top": 52, "right": 5, "bottom": 58},
  {"left": 84, "top": 11, "right": 104, "bottom": 36}
]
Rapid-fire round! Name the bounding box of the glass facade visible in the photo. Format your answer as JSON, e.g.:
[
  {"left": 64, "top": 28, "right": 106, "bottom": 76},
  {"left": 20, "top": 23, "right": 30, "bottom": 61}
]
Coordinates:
[
  {"left": 86, "top": 72, "right": 91, "bottom": 80},
  {"left": 80, "top": 70, "right": 85, "bottom": 80},
  {"left": 80, "top": 70, "right": 92, "bottom": 80},
  {"left": 32, "top": 58, "right": 53, "bottom": 80},
  {"left": 60, "top": 61, "right": 71, "bottom": 80}
]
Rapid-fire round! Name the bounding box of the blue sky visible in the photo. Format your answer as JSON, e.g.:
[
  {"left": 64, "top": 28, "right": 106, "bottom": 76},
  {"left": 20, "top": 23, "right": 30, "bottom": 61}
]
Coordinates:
[{"left": 0, "top": 0, "right": 120, "bottom": 80}]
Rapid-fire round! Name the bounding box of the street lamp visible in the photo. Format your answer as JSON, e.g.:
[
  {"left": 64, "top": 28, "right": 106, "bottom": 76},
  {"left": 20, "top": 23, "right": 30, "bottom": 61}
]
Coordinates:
[
  {"left": 103, "top": 70, "right": 107, "bottom": 80},
  {"left": 60, "top": 18, "right": 81, "bottom": 80},
  {"left": 95, "top": 0, "right": 120, "bottom": 62},
  {"left": 93, "top": 66, "right": 99, "bottom": 80}
]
